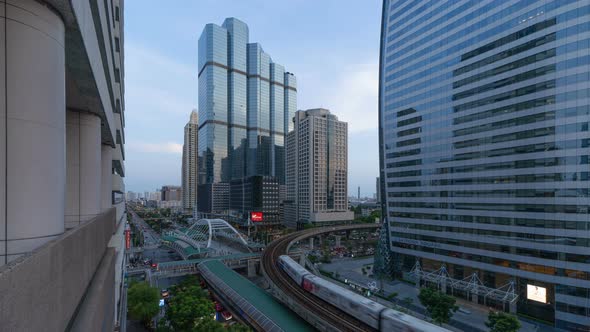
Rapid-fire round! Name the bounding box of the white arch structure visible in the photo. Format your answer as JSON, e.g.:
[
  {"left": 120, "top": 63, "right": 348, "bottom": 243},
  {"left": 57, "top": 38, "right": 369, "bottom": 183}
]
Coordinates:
[{"left": 185, "top": 219, "right": 251, "bottom": 253}]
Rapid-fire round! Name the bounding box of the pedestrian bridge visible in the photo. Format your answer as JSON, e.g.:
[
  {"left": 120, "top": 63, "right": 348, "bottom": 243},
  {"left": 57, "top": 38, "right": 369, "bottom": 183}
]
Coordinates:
[{"left": 161, "top": 218, "right": 256, "bottom": 259}]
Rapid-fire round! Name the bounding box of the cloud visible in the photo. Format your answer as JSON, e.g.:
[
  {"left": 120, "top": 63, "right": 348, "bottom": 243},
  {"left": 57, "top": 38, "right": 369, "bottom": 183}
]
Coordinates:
[{"left": 127, "top": 141, "right": 183, "bottom": 154}]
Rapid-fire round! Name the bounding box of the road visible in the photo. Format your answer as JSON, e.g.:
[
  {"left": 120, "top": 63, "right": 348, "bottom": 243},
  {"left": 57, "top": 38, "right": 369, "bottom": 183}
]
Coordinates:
[{"left": 130, "top": 211, "right": 161, "bottom": 245}]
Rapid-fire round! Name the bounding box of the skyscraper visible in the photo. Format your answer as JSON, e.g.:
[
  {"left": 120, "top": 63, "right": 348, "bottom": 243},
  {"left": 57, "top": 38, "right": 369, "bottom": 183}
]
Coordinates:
[
  {"left": 182, "top": 110, "right": 199, "bottom": 212},
  {"left": 379, "top": 1, "right": 590, "bottom": 329},
  {"left": 285, "top": 109, "right": 353, "bottom": 229},
  {"left": 375, "top": 177, "right": 381, "bottom": 203},
  {"left": 0, "top": 0, "right": 126, "bottom": 330},
  {"left": 197, "top": 18, "right": 297, "bottom": 212}
]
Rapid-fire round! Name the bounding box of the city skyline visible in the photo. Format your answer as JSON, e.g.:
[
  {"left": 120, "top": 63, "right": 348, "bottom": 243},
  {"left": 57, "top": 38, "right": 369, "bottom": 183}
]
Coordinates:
[{"left": 123, "top": 1, "right": 381, "bottom": 196}]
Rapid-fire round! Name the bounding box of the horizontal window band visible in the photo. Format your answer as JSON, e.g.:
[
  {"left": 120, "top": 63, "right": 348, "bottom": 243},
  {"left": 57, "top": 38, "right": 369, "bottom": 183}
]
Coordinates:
[
  {"left": 198, "top": 61, "right": 297, "bottom": 91},
  {"left": 198, "top": 119, "right": 285, "bottom": 135}
]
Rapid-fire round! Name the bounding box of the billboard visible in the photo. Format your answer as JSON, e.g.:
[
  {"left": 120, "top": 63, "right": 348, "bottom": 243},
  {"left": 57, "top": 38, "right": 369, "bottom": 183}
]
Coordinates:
[
  {"left": 527, "top": 284, "right": 547, "bottom": 303},
  {"left": 124, "top": 229, "right": 131, "bottom": 250},
  {"left": 250, "top": 211, "right": 263, "bottom": 222}
]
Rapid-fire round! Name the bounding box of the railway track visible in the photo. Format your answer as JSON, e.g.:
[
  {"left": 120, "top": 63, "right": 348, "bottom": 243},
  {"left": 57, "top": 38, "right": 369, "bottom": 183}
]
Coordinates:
[{"left": 262, "top": 230, "right": 375, "bottom": 332}]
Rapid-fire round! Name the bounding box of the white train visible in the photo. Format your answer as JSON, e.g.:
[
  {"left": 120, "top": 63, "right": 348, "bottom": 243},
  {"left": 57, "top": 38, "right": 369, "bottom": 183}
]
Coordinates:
[{"left": 278, "top": 255, "right": 449, "bottom": 332}]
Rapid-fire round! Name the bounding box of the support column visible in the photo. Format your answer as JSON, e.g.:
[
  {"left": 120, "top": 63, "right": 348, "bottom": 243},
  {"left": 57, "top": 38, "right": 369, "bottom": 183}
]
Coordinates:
[
  {"left": 101, "top": 145, "right": 113, "bottom": 211},
  {"left": 247, "top": 260, "right": 256, "bottom": 278},
  {"left": 1, "top": 0, "right": 66, "bottom": 265},
  {"left": 65, "top": 111, "right": 102, "bottom": 228},
  {"left": 334, "top": 235, "right": 341, "bottom": 248},
  {"left": 309, "top": 237, "right": 314, "bottom": 250}
]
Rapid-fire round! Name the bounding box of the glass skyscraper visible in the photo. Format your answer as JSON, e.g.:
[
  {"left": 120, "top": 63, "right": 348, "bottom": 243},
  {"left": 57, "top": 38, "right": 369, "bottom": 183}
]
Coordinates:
[
  {"left": 198, "top": 18, "right": 297, "bottom": 191},
  {"left": 379, "top": 1, "right": 590, "bottom": 329}
]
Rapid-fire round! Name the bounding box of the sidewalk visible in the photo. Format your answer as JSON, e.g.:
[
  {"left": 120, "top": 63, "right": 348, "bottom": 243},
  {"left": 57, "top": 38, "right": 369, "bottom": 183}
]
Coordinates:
[{"left": 320, "top": 257, "right": 544, "bottom": 332}]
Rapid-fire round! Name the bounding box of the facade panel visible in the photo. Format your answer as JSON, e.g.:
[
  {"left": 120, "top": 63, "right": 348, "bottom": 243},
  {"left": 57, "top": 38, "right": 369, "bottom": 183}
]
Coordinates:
[{"left": 379, "top": 1, "right": 590, "bottom": 328}]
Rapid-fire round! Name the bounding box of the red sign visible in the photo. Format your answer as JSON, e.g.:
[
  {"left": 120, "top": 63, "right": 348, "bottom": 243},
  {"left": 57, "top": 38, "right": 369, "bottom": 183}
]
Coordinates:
[
  {"left": 125, "top": 229, "right": 131, "bottom": 249},
  {"left": 250, "top": 212, "right": 263, "bottom": 222}
]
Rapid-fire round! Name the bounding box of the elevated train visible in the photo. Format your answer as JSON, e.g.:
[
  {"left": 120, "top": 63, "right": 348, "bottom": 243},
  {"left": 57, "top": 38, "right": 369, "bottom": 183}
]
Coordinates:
[{"left": 278, "top": 255, "right": 449, "bottom": 332}]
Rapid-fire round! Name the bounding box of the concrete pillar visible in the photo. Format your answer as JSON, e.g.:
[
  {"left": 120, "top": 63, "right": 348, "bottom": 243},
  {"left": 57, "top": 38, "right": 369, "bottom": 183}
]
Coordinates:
[
  {"left": 299, "top": 252, "right": 305, "bottom": 266},
  {"left": 101, "top": 145, "right": 113, "bottom": 211},
  {"left": 309, "top": 237, "right": 314, "bottom": 250},
  {"left": 0, "top": 0, "right": 66, "bottom": 265},
  {"left": 335, "top": 235, "right": 341, "bottom": 248},
  {"left": 471, "top": 292, "right": 478, "bottom": 303},
  {"left": 65, "top": 111, "right": 102, "bottom": 228},
  {"left": 247, "top": 260, "right": 256, "bottom": 278},
  {"left": 509, "top": 300, "right": 517, "bottom": 314}
]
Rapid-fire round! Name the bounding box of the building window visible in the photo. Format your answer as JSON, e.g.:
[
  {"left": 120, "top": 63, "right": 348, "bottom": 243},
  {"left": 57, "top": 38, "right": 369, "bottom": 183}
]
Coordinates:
[
  {"left": 115, "top": 37, "right": 120, "bottom": 52},
  {"left": 115, "top": 6, "right": 120, "bottom": 22}
]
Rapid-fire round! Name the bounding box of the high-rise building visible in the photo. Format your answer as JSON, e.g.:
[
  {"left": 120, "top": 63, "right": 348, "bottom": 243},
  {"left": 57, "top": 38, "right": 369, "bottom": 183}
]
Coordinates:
[
  {"left": 182, "top": 110, "right": 199, "bottom": 212},
  {"left": 0, "top": 0, "right": 126, "bottom": 330},
  {"left": 230, "top": 176, "right": 281, "bottom": 225},
  {"left": 285, "top": 109, "right": 354, "bottom": 229},
  {"left": 197, "top": 18, "right": 296, "bottom": 211},
  {"left": 379, "top": 1, "right": 590, "bottom": 329},
  {"left": 375, "top": 177, "right": 381, "bottom": 203},
  {"left": 161, "top": 185, "right": 182, "bottom": 201}
]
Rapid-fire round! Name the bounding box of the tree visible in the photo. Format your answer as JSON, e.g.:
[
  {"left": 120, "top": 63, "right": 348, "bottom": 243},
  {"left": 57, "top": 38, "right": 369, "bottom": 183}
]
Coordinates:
[
  {"left": 386, "top": 292, "right": 399, "bottom": 301},
  {"left": 486, "top": 311, "right": 521, "bottom": 332},
  {"left": 127, "top": 281, "right": 160, "bottom": 326},
  {"left": 418, "top": 287, "right": 458, "bottom": 325},
  {"left": 165, "top": 283, "right": 214, "bottom": 331}
]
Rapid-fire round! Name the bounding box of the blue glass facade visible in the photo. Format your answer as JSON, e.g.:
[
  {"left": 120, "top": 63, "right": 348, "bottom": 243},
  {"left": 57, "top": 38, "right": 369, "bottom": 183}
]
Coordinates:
[
  {"left": 198, "top": 18, "right": 297, "bottom": 188},
  {"left": 379, "top": 1, "right": 590, "bottom": 329}
]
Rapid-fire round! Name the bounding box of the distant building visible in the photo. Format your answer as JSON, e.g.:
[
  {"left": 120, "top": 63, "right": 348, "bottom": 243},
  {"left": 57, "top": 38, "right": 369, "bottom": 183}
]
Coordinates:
[
  {"left": 182, "top": 110, "right": 199, "bottom": 212},
  {"left": 230, "top": 176, "right": 280, "bottom": 224},
  {"left": 161, "top": 185, "right": 182, "bottom": 201},
  {"left": 285, "top": 109, "right": 354, "bottom": 228},
  {"left": 158, "top": 200, "right": 182, "bottom": 210},
  {"left": 148, "top": 191, "right": 161, "bottom": 201},
  {"left": 126, "top": 191, "right": 138, "bottom": 201}
]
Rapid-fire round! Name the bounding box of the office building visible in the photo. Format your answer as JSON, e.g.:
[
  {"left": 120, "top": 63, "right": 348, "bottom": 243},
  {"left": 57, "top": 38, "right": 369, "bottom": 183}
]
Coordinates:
[
  {"left": 197, "top": 183, "right": 230, "bottom": 213},
  {"left": 230, "top": 176, "right": 281, "bottom": 224},
  {"left": 149, "top": 191, "right": 161, "bottom": 201},
  {"left": 182, "top": 110, "right": 199, "bottom": 212},
  {"left": 197, "top": 18, "right": 297, "bottom": 211},
  {"left": 285, "top": 109, "right": 353, "bottom": 229},
  {"left": 161, "top": 185, "right": 182, "bottom": 201},
  {"left": 0, "top": 0, "right": 126, "bottom": 330},
  {"left": 375, "top": 177, "right": 381, "bottom": 203},
  {"left": 379, "top": 1, "right": 590, "bottom": 329}
]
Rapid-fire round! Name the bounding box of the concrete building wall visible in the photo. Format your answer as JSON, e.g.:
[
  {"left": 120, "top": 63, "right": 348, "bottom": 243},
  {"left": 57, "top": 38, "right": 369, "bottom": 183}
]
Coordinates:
[
  {"left": 0, "top": 0, "right": 66, "bottom": 265},
  {"left": 0, "top": 208, "right": 116, "bottom": 332},
  {"left": 285, "top": 109, "right": 353, "bottom": 228}
]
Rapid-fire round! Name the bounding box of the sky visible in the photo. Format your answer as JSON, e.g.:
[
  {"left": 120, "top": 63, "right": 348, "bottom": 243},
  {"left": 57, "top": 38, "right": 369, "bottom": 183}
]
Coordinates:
[{"left": 124, "top": 0, "right": 382, "bottom": 197}]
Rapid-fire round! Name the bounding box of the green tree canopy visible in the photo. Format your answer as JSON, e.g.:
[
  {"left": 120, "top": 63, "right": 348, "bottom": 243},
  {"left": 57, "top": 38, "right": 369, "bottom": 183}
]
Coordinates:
[
  {"left": 486, "top": 311, "right": 521, "bottom": 332},
  {"left": 127, "top": 281, "right": 160, "bottom": 326},
  {"left": 418, "top": 287, "right": 458, "bottom": 325},
  {"left": 165, "top": 281, "right": 214, "bottom": 331}
]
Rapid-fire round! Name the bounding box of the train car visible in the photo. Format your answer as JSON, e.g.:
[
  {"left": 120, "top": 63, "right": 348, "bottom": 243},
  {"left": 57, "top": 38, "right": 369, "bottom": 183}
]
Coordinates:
[
  {"left": 304, "top": 273, "right": 385, "bottom": 329},
  {"left": 381, "top": 309, "right": 448, "bottom": 331},
  {"left": 278, "top": 255, "right": 311, "bottom": 286}
]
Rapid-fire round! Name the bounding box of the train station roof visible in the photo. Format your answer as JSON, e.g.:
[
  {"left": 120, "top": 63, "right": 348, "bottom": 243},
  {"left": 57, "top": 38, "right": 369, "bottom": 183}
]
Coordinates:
[{"left": 199, "top": 260, "right": 312, "bottom": 332}]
